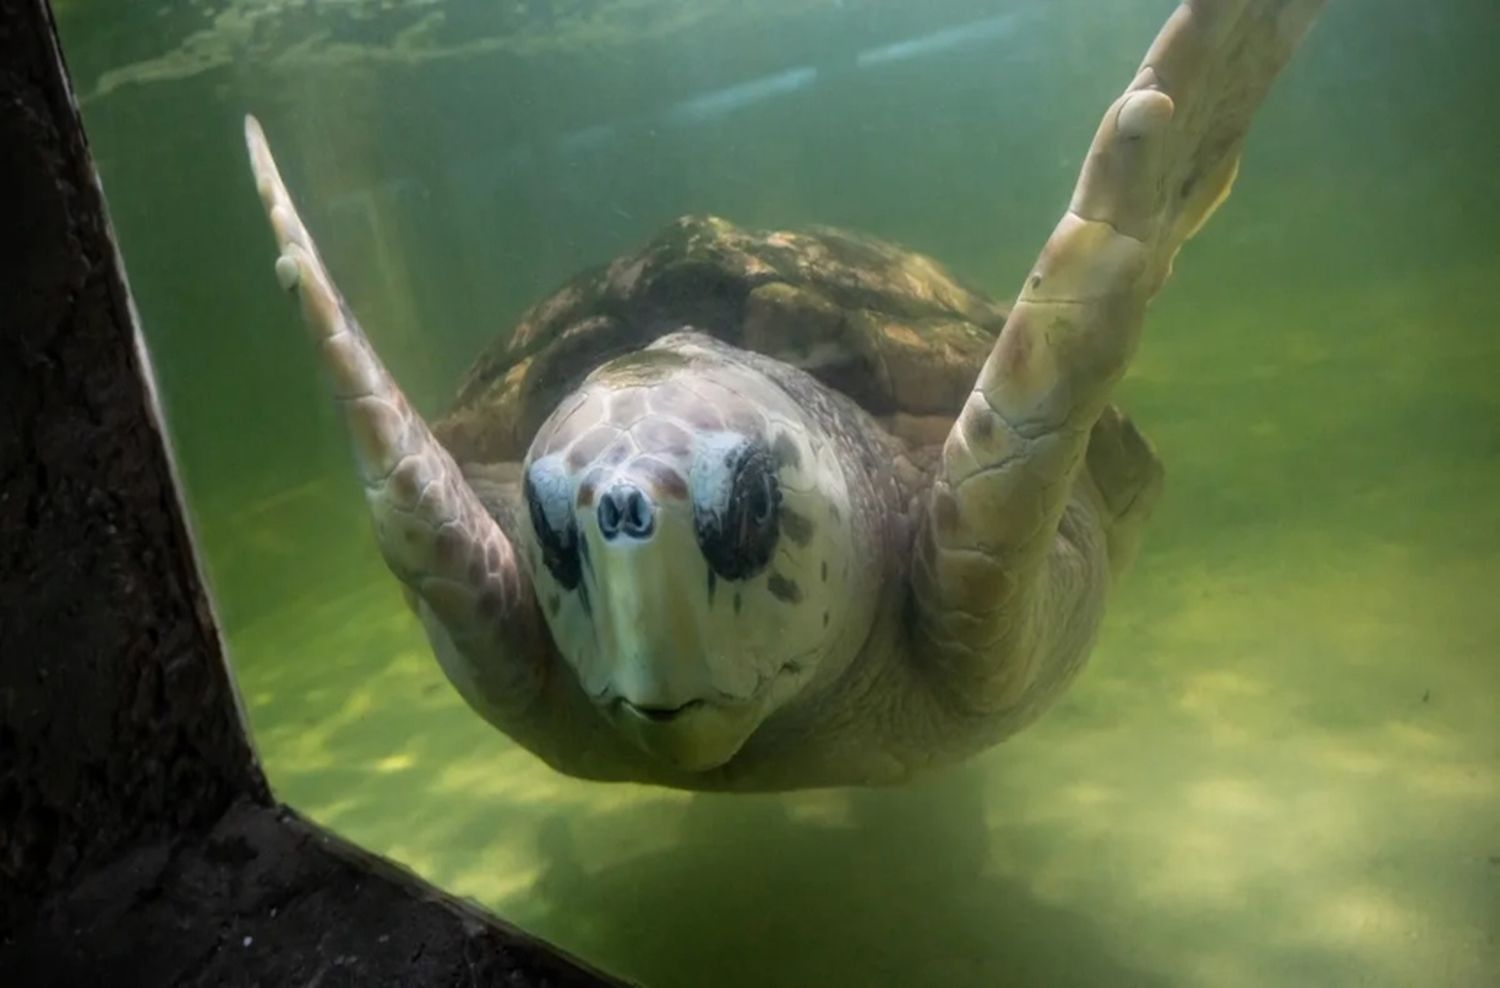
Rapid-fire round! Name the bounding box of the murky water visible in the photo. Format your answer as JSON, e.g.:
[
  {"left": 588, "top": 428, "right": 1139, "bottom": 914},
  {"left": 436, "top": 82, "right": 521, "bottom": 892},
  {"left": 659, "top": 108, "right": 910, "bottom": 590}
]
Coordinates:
[{"left": 55, "top": 1, "right": 1498, "bottom": 984}]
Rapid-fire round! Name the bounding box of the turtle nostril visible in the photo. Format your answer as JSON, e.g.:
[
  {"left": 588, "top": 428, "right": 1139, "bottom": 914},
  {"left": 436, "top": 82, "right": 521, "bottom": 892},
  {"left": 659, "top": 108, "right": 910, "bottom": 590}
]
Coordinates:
[
  {"left": 598, "top": 484, "right": 655, "bottom": 541},
  {"left": 622, "top": 488, "right": 654, "bottom": 538},
  {"left": 597, "top": 493, "right": 622, "bottom": 539}
]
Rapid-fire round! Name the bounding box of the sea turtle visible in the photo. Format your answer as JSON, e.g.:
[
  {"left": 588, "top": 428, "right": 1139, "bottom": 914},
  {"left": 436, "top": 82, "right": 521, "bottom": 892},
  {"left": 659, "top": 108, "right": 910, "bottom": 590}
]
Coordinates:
[{"left": 245, "top": 0, "right": 1323, "bottom": 791}]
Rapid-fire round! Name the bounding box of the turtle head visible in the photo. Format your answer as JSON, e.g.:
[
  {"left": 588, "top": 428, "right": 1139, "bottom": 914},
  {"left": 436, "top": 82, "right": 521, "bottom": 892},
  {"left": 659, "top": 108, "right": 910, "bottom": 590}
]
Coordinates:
[{"left": 520, "top": 340, "right": 862, "bottom": 773}]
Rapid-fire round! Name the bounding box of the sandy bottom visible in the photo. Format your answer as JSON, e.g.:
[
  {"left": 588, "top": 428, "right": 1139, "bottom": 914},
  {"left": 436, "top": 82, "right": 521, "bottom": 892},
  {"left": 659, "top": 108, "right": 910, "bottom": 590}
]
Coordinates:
[{"left": 215, "top": 261, "right": 1499, "bottom": 987}]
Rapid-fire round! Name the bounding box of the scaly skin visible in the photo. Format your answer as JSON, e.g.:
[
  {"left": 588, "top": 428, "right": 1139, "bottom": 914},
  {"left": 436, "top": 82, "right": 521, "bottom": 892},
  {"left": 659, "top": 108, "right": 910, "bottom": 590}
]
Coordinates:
[
  {"left": 245, "top": 0, "right": 1325, "bottom": 790},
  {"left": 913, "top": 0, "right": 1325, "bottom": 724},
  {"left": 246, "top": 119, "right": 551, "bottom": 728}
]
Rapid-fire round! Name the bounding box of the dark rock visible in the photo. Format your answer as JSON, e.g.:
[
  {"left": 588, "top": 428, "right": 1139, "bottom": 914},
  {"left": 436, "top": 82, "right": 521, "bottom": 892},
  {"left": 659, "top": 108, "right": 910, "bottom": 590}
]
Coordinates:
[{"left": 0, "top": 2, "right": 625, "bottom": 984}]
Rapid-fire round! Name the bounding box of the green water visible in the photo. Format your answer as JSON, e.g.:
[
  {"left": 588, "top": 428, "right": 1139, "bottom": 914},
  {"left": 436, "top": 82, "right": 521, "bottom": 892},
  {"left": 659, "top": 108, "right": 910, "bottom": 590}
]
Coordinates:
[{"left": 55, "top": 1, "right": 1499, "bottom": 984}]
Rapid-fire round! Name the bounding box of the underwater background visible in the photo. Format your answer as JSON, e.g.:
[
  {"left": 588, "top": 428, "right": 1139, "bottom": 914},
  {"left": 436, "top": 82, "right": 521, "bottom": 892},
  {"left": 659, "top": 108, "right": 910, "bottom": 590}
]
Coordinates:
[{"left": 53, "top": 0, "right": 1497, "bottom": 985}]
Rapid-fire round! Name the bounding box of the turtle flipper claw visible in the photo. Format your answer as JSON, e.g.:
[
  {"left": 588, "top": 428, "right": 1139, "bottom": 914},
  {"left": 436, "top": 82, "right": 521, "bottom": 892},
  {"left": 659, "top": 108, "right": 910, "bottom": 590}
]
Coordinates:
[
  {"left": 245, "top": 116, "right": 385, "bottom": 411},
  {"left": 244, "top": 115, "right": 549, "bottom": 723}
]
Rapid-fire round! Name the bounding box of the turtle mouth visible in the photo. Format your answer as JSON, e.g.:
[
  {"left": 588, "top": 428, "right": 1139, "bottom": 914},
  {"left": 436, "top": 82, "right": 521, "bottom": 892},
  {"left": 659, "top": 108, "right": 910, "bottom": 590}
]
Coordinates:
[
  {"left": 618, "top": 698, "right": 705, "bottom": 723},
  {"left": 598, "top": 658, "right": 813, "bottom": 771},
  {"left": 597, "top": 656, "right": 807, "bottom": 714}
]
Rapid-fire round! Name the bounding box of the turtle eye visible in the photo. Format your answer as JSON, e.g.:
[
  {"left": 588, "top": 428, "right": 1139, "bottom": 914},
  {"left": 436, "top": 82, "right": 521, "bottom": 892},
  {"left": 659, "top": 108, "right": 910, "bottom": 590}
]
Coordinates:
[
  {"left": 747, "top": 470, "right": 775, "bottom": 527},
  {"left": 694, "top": 441, "right": 780, "bottom": 582},
  {"left": 524, "top": 460, "right": 582, "bottom": 590}
]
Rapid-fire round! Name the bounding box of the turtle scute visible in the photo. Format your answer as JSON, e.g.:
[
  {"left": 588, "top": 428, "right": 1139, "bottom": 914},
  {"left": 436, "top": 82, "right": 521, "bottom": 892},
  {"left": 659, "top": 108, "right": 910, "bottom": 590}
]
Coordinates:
[{"left": 432, "top": 214, "right": 1012, "bottom": 466}]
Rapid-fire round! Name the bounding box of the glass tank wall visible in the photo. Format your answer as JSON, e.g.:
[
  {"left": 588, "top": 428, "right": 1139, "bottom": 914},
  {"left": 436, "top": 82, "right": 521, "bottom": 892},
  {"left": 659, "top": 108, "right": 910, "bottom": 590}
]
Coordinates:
[{"left": 52, "top": 1, "right": 1498, "bottom": 985}]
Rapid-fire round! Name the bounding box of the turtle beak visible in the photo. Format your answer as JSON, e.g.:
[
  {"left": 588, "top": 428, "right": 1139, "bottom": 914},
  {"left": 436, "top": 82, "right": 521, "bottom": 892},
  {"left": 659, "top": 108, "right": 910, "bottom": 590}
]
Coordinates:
[
  {"left": 607, "top": 694, "right": 761, "bottom": 772},
  {"left": 583, "top": 501, "right": 764, "bottom": 770},
  {"left": 589, "top": 501, "right": 716, "bottom": 710},
  {"left": 600, "top": 623, "right": 765, "bottom": 772},
  {"left": 618, "top": 697, "right": 704, "bottom": 722},
  {"left": 604, "top": 616, "right": 715, "bottom": 717}
]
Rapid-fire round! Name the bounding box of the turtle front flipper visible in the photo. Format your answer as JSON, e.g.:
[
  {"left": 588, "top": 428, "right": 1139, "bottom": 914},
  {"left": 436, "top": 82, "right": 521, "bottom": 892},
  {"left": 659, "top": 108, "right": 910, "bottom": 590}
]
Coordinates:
[
  {"left": 912, "top": 0, "right": 1324, "bottom": 719},
  {"left": 244, "top": 116, "right": 549, "bottom": 723}
]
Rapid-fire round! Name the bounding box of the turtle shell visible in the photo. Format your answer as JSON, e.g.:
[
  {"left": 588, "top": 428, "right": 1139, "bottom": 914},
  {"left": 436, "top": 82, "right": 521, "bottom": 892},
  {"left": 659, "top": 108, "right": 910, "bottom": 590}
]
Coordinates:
[{"left": 433, "top": 214, "right": 1010, "bottom": 466}]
